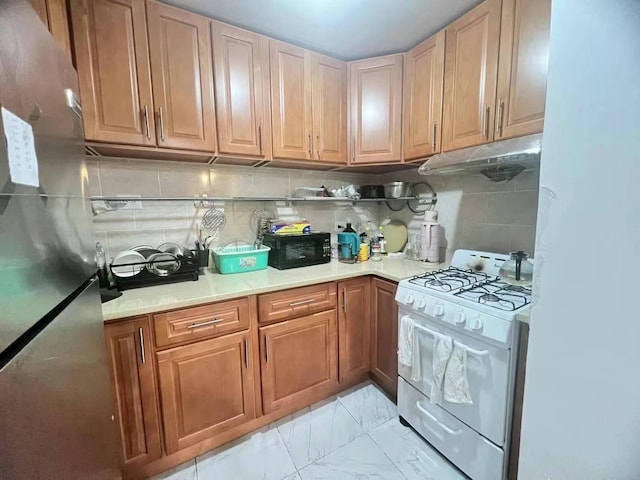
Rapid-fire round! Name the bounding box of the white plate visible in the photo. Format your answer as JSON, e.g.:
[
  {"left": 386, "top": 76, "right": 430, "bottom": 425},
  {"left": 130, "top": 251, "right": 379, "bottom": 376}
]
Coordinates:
[{"left": 111, "top": 250, "right": 146, "bottom": 278}]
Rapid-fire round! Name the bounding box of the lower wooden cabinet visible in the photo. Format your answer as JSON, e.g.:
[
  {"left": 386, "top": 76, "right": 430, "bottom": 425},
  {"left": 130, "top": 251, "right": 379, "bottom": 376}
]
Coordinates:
[
  {"left": 259, "top": 310, "right": 338, "bottom": 414},
  {"left": 105, "top": 276, "right": 402, "bottom": 474},
  {"left": 157, "top": 331, "right": 256, "bottom": 454},
  {"left": 370, "top": 278, "right": 398, "bottom": 396},
  {"left": 338, "top": 277, "right": 371, "bottom": 384},
  {"left": 104, "top": 316, "right": 162, "bottom": 468}
]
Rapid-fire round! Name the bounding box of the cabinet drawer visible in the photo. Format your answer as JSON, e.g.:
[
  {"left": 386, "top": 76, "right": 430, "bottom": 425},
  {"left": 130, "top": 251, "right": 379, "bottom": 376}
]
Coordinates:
[
  {"left": 258, "top": 282, "right": 337, "bottom": 323},
  {"left": 153, "top": 298, "right": 251, "bottom": 348}
]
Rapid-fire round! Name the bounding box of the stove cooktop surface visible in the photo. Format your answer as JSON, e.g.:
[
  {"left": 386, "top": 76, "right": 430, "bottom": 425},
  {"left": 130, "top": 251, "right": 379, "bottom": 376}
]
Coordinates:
[
  {"left": 402, "top": 249, "right": 532, "bottom": 314},
  {"left": 455, "top": 280, "right": 531, "bottom": 312}
]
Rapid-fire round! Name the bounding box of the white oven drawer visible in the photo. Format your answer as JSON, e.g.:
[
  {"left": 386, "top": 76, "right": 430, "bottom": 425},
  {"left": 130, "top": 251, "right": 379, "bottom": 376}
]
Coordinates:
[
  {"left": 398, "top": 377, "right": 504, "bottom": 480},
  {"left": 398, "top": 314, "right": 511, "bottom": 445}
]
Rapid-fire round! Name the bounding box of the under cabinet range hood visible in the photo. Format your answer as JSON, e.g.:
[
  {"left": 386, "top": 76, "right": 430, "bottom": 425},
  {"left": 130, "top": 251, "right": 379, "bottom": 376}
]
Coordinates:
[{"left": 419, "top": 133, "right": 542, "bottom": 182}]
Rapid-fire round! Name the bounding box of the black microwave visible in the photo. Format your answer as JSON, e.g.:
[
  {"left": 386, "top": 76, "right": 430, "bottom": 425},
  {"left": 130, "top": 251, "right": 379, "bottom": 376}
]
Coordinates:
[{"left": 262, "top": 232, "right": 331, "bottom": 270}]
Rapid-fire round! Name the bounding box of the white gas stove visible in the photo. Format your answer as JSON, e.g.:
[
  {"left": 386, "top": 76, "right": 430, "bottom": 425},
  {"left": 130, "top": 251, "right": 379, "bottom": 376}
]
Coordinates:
[{"left": 395, "top": 249, "right": 529, "bottom": 480}]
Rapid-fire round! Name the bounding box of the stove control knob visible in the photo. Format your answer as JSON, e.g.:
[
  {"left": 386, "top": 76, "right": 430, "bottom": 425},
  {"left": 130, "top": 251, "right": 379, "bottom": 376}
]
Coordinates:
[
  {"left": 433, "top": 304, "right": 445, "bottom": 316},
  {"left": 406, "top": 294, "right": 415, "bottom": 305},
  {"left": 417, "top": 299, "right": 427, "bottom": 309},
  {"left": 454, "top": 312, "right": 466, "bottom": 326},
  {"left": 470, "top": 316, "right": 483, "bottom": 331}
]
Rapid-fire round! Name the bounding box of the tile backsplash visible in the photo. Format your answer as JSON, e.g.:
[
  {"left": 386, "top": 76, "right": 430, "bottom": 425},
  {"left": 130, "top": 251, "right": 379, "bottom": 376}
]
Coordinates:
[
  {"left": 88, "top": 158, "right": 539, "bottom": 262},
  {"left": 380, "top": 168, "right": 539, "bottom": 260},
  {"left": 89, "top": 159, "right": 380, "bottom": 260}
]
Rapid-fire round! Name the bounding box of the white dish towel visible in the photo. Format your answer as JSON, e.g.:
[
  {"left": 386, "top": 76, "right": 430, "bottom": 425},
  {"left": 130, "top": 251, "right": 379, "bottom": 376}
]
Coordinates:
[
  {"left": 398, "top": 315, "right": 422, "bottom": 382},
  {"left": 444, "top": 341, "right": 473, "bottom": 405},
  {"left": 430, "top": 334, "right": 453, "bottom": 404}
]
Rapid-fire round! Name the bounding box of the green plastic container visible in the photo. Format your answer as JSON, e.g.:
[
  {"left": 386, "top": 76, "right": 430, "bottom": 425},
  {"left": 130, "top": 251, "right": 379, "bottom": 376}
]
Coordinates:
[{"left": 212, "top": 245, "right": 270, "bottom": 274}]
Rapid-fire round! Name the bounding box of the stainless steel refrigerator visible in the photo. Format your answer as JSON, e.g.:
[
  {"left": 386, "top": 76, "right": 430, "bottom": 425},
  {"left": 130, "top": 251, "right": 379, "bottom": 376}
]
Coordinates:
[{"left": 0, "top": 1, "right": 120, "bottom": 477}]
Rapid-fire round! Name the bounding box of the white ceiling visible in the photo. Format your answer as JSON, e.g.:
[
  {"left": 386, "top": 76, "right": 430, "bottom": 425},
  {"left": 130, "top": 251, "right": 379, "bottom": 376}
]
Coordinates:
[{"left": 162, "top": 0, "right": 482, "bottom": 60}]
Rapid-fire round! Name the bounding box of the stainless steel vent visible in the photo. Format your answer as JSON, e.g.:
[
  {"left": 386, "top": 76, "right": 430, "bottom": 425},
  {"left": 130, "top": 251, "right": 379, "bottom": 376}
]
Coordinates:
[{"left": 418, "top": 133, "right": 542, "bottom": 181}]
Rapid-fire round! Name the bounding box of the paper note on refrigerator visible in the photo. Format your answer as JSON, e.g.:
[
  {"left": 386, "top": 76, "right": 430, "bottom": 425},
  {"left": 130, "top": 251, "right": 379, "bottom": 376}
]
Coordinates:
[{"left": 2, "top": 107, "right": 39, "bottom": 187}]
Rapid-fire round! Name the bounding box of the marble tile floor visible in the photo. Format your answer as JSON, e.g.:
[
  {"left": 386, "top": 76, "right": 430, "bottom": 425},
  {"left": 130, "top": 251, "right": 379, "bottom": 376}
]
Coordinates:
[{"left": 153, "top": 381, "right": 467, "bottom": 480}]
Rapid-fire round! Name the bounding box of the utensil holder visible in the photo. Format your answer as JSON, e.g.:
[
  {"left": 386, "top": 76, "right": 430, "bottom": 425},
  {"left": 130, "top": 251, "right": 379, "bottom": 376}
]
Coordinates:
[{"left": 198, "top": 249, "right": 210, "bottom": 268}]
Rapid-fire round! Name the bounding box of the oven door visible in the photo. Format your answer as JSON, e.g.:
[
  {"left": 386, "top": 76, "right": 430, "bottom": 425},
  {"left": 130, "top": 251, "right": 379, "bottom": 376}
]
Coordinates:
[
  {"left": 279, "top": 237, "right": 328, "bottom": 268},
  {"left": 398, "top": 309, "right": 511, "bottom": 446}
]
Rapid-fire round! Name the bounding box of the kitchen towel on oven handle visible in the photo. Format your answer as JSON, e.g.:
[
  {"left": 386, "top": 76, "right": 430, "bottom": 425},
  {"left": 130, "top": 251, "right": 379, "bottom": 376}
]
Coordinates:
[
  {"left": 444, "top": 341, "right": 473, "bottom": 405},
  {"left": 431, "top": 333, "right": 453, "bottom": 404},
  {"left": 413, "top": 323, "right": 473, "bottom": 405},
  {"left": 398, "top": 315, "right": 422, "bottom": 383}
]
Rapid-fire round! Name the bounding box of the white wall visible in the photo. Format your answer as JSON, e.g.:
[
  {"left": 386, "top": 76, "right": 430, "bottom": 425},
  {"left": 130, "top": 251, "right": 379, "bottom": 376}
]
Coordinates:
[{"left": 519, "top": 1, "right": 640, "bottom": 478}]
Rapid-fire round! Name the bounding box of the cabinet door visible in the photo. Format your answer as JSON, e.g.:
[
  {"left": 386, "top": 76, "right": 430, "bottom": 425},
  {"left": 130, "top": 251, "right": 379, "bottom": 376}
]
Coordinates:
[
  {"left": 157, "top": 332, "right": 256, "bottom": 454},
  {"left": 442, "top": 0, "right": 502, "bottom": 151},
  {"left": 495, "top": 0, "right": 551, "bottom": 140},
  {"left": 370, "top": 279, "right": 398, "bottom": 397},
  {"left": 212, "top": 22, "right": 270, "bottom": 157},
  {"left": 338, "top": 278, "right": 371, "bottom": 384},
  {"left": 260, "top": 310, "right": 338, "bottom": 414},
  {"left": 70, "top": 0, "right": 155, "bottom": 145},
  {"left": 270, "top": 40, "right": 313, "bottom": 160},
  {"left": 311, "top": 53, "right": 347, "bottom": 163},
  {"left": 29, "top": 0, "right": 72, "bottom": 60},
  {"left": 104, "top": 317, "right": 162, "bottom": 467},
  {"left": 349, "top": 54, "right": 403, "bottom": 164},
  {"left": 147, "top": 0, "right": 216, "bottom": 151},
  {"left": 403, "top": 31, "right": 445, "bottom": 160}
]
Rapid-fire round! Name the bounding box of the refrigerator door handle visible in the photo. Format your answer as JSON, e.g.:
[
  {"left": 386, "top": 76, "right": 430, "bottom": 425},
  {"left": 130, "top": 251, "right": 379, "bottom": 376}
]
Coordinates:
[{"left": 64, "top": 88, "right": 82, "bottom": 118}]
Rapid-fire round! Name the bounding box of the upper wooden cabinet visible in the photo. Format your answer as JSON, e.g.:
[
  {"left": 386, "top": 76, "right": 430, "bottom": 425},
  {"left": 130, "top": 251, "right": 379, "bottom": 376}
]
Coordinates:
[
  {"left": 104, "top": 317, "right": 162, "bottom": 468},
  {"left": 259, "top": 310, "right": 338, "bottom": 414},
  {"left": 370, "top": 279, "right": 398, "bottom": 397},
  {"left": 311, "top": 53, "right": 348, "bottom": 163},
  {"left": 270, "top": 41, "right": 347, "bottom": 163},
  {"left": 29, "top": 0, "right": 72, "bottom": 60},
  {"left": 270, "top": 40, "right": 313, "bottom": 161},
  {"left": 495, "top": 0, "right": 551, "bottom": 140},
  {"left": 338, "top": 278, "right": 371, "bottom": 385},
  {"left": 349, "top": 54, "right": 404, "bottom": 164},
  {"left": 70, "top": 0, "right": 156, "bottom": 145},
  {"left": 442, "top": 0, "right": 502, "bottom": 152},
  {"left": 147, "top": 0, "right": 216, "bottom": 151},
  {"left": 403, "top": 31, "right": 445, "bottom": 160},
  {"left": 212, "top": 22, "right": 271, "bottom": 158},
  {"left": 157, "top": 331, "right": 256, "bottom": 454}
]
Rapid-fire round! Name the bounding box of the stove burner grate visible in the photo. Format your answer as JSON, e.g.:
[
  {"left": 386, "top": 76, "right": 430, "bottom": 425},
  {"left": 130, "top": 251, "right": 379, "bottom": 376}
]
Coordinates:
[
  {"left": 408, "top": 267, "right": 496, "bottom": 293},
  {"left": 455, "top": 280, "right": 531, "bottom": 311}
]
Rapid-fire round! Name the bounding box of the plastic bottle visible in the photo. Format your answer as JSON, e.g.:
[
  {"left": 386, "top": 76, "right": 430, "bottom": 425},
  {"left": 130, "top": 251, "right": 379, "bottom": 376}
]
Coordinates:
[
  {"left": 95, "top": 242, "right": 109, "bottom": 288},
  {"left": 378, "top": 226, "right": 387, "bottom": 255}
]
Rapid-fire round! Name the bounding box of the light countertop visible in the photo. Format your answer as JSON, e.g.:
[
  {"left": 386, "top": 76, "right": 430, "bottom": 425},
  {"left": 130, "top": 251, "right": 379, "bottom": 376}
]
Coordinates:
[{"left": 102, "top": 258, "right": 445, "bottom": 321}]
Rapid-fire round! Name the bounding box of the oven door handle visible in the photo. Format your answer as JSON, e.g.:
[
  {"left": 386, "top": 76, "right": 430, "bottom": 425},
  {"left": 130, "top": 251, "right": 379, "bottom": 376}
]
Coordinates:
[
  {"left": 415, "top": 401, "right": 462, "bottom": 436},
  {"left": 414, "top": 323, "right": 490, "bottom": 357}
]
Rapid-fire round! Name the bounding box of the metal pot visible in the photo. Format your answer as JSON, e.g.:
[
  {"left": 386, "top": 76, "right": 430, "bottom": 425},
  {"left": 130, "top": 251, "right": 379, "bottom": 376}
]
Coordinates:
[
  {"left": 358, "top": 185, "right": 385, "bottom": 199},
  {"left": 146, "top": 252, "right": 181, "bottom": 277},
  {"left": 384, "top": 181, "right": 411, "bottom": 199}
]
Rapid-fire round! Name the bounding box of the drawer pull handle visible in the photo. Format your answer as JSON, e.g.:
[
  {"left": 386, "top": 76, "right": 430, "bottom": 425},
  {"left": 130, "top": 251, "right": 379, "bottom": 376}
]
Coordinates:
[
  {"left": 415, "top": 401, "right": 462, "bottom": 436},
  {"left": 244, "top": 338, "right": 249, "bottom": 369},
  {"left": 138, "top": 327, "right": 146, "bottom": 365},
  {"left": 343, "top": 288, "right": 347, "bottom": 313},
  {"left": 187, "top": 318, "right": 224, "bottom": 329},
  {"left": 289, "top": 299, "right": 315, "bottom": 307}
]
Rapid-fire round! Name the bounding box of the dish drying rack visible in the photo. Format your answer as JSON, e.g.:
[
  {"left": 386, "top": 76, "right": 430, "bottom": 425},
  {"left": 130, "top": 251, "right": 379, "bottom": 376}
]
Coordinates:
[{"left": 109, "top": 252, "right": 201, "bottom": 291}]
